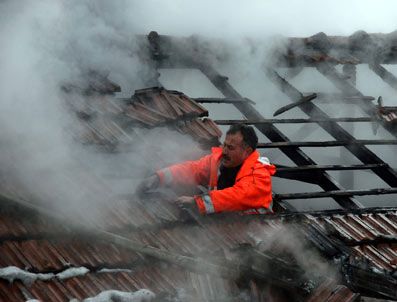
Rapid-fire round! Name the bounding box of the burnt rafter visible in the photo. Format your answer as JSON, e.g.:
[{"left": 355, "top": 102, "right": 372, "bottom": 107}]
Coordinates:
[
  {"left": 305, "top": 93, "right": 374, "bottom": 103},
  {"left": 265, "top": 68, "right": 397, "bottom": 188},
  {"left": 274, "top": 187, "right": 397, "bottom": 201},
  {"left": 193, "top": 97, "right": 256, "bottom": 105},
  {"left": 215, "top": 117, "right": 376, "bottom": 124},
  {"left": 277, "top": 163, "right": 387, "bottom": 171},
  {"left": 257, "top": 139, "right": 397, "bottom": 148}
]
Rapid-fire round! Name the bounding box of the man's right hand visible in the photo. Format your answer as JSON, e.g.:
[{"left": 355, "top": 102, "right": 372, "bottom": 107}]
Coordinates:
[{"left": 135, "top": 174, "right": 160, "bottom": 196}]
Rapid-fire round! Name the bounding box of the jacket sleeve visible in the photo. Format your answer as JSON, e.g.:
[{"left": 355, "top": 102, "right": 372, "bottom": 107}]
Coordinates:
[
  {"left": 195, "top": 165, "right": 274, "bottom": 214},
  {"left": 156, "top": 154, "right": 212, "bottom": 187}
]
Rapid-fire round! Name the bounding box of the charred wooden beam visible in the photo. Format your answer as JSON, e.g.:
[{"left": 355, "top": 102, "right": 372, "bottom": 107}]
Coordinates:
[
  {"left": 274, "top": 207, "right": 397, "bottom": 218},
  {"left": 195, "top": 95, "right": 375, "bottom": 109},
  {"left": 273, "top": 93, "right": 317, "bottom": 116},
  {"left": 369, "top": 63, "right": 397, "bottom": 91},
  {"left": 193, "top": 97, "right": 256, "bottom": 105},
  {"left": 276, "top": 163, "right": 387, "bottom": 173},
  {"left": 311, "top": 93, "right": 375, "bottom": 102},
  {"left": 274, "top": 188, "right": 397, "bottom": 201},
  {"left": 215, "top": 117, "right": 375, "bottom": 124},
  {"left": 258, "top": 140, "right": 397, "bottom": 148}
]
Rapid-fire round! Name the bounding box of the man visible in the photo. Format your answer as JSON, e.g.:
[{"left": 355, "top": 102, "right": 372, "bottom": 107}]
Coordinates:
[{"left": 137, "top": 124, "right": 276, "bottom": 214}]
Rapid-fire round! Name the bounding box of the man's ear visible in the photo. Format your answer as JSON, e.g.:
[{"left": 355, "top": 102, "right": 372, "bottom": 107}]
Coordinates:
[{"left": 245, "top": 146, "right": 253, "bottom": 155}]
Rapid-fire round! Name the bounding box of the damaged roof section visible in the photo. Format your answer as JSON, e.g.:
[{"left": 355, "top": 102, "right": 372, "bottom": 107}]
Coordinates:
[
  {"left": 0, "top": 30, "right": 396, "bottom": 302},
  {"left": 1, "top": 191, "right": 396, "bottom": 300},
  {"left": 273, "top": 31, "right": 397, "bottom": 67},
  {"left": 124, "top": 87, "right": 222, "bottom": 147},
  {"left": 64, "top": 80, "right": 222, "bottom": 150}
]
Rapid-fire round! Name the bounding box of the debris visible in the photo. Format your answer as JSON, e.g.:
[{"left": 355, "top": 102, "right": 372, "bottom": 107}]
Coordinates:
[{"left": 273, "top": 93, "right": 317, "bottom": 116}]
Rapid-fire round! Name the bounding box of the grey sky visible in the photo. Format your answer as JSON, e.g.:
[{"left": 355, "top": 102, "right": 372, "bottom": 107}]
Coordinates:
[{"left": 134, "top": 0, "right": 397, "bottom": 37}]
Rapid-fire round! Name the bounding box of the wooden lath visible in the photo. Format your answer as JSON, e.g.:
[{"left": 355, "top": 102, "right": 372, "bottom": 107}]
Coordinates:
[
  {"left": 257, "top": 140, "right": 397, "bottom": 148},
  {"left": 265, "top": 68, "right": 397, "bottom": 188},
  {"left": 214, "top": 117, "right": 376, "bottom": 124}
]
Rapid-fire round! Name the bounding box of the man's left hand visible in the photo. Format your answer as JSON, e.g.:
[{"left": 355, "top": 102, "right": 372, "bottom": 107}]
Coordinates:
[
  {"left": 176, "top": 196, "right": 196, "bottom": 219},
  {"left": 176, "top": 196, "right": 195, "bottom": 205}
]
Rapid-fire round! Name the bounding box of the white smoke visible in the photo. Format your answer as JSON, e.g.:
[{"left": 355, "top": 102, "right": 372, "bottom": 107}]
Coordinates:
[
  {"left": 0, "top": 0, "right": 396, "bottom": 217},
  {"left": 0, "top": 1, "right": 395, "bottom": 301},
  {"left": 0, "top": 0, "right": 203, "bottom": 224}
]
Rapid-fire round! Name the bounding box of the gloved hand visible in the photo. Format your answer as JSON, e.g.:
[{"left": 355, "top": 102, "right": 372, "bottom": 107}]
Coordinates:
[
  {"left": 175, "top": 196, "right": 197, "bottom": 221},
  {"left": 135, "top": 174, "right": 160, "bottom": 196},
  {"left": 176, "top": 196, "right": 195, "bottom": 206}
]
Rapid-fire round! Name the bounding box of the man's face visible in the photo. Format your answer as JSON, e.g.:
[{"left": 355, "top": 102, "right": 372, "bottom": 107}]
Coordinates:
[{"left": 221, "top": 132, "right": 252, "bottom": 168}]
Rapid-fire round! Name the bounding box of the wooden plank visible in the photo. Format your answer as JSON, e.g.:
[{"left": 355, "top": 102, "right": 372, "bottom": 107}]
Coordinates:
[
  {"left": 215, "top": 117, "right": 375, "bottom": 124},
  {"left": 274, "top": 188, "right": 397, "bottom": 200},
  {"left": 276, "top": 163, "right": 387, "bottom": 173},
  {"left": 193, "top": 97, "right": 256, "bottom": 105},
  {"left": 273, "top": 93, "right": 317, "bottom": 116},
  {"left": 257, "top": 140, "right": 397, "bottom": 148}
]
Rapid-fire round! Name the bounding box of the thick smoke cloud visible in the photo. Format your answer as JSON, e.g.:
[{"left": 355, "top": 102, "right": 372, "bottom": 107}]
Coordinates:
[
  {"left": 127, "top": 0, "right": 397, "bottom": 37},
  {"left": 0, "top": 1, "right": 395, "bottom": 301},
  {"left": 0, "top": 0, "right": 202, "bottom": 223}
]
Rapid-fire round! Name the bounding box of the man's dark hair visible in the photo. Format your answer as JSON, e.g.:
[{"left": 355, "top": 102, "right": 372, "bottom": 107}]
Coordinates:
[{"left": 226, "top": 124, "right": 258, "bottom": 150}]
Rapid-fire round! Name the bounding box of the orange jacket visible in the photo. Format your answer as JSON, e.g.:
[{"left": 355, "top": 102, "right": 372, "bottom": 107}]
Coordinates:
[{"left": 157, "top": 147, "right": 276, "bottom": 214}]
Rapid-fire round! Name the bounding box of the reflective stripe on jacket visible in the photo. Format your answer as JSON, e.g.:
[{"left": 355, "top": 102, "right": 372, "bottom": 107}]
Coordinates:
[{"left": 157, "top": 147, "right": 276, "bottom": 215}]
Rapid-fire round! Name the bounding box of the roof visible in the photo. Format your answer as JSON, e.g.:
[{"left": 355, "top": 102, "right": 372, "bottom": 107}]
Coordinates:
[
  {"left": 272, "top": 31, "right": 397, "bottom": 67},
  {"left": 0, "top": 31, "right": 397, "bottom": 301}
]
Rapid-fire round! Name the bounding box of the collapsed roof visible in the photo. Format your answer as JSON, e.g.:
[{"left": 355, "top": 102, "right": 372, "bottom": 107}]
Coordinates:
[{"left": 0, "top": 30, "right": 396, "bottom": 301}]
